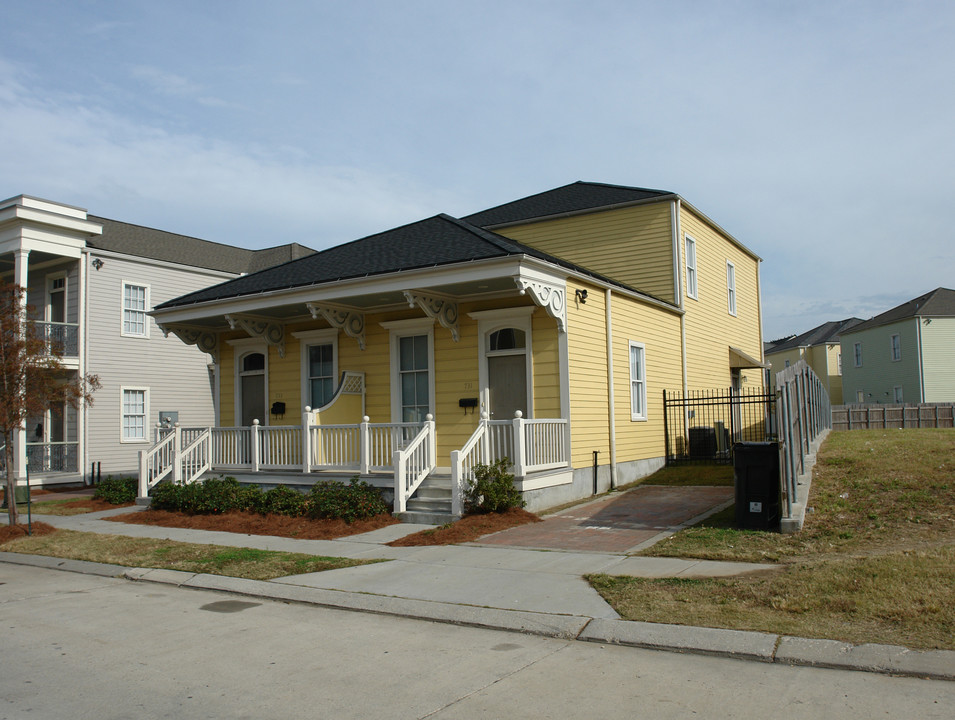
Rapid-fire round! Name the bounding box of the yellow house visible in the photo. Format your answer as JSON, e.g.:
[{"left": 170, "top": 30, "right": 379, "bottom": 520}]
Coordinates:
[
  {"left": 149, "top": 182, "right": 765, "bottom": 519},
  {"left": 764, "top": 318, "right": 862, "bottom": 405}
]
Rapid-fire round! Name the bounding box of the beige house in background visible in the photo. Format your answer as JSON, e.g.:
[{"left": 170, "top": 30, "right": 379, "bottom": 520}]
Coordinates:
[{"left": 764, "top": 318, "right": 862, "bottom": 404}]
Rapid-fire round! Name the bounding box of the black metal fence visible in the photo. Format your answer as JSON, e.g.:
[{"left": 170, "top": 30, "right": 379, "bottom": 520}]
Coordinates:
[{"left": 663, "top": 387, "right": 777, "bottom": 465}]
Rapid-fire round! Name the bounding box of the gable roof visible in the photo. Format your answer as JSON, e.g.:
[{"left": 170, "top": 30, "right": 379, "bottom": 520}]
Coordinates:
[
  {"left": 766, "top": 318, "right": 864, "bottom": 354},
  {"left": 87, "top": 216, "right": 315, "bottom": 274},
  {"left": 462, "top": 181, "right": 674, "bottom": 228},
  {"left": 843, "top": 288, "right": 955, "bottom": 334},
  {"left": 155, "top": 213, "right": 655, "bottom": 311}
]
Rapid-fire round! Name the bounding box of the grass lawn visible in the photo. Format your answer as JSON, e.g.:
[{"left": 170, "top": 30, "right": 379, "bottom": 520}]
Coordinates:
[
  {"left": 1, "top": 527, "right": 383, "bottom": 581},
  {"left": 590, "top": 429, "right": 955, "bottom": 650}
]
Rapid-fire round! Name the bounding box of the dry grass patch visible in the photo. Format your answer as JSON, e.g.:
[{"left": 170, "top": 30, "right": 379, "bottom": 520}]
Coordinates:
[
  {"left": 21, "top": 497, "right": 134, "bottom": 516},
  {"left": 1, "top": 528, "right": 380, "bottom": 581},
  {"left": 591, "top": 429, "right": 955, "bottom": 650}
]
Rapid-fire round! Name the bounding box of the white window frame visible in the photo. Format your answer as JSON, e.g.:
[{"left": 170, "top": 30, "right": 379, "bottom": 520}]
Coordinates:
[
  {"left": 380, "top": 318, "right": 435, "bottom": 423},
  {"left": 854, "top": 342, "right": 863, "bottom": 367},
  {"left": 890, "top": 333, "right": 901, "bottom": 362},
  {"left": 292, "top": 329, "right": 339, "bottom": 412},
  {"left": 628, "top": 341, "right": 647, "bottom": 422},
  {"left": 725, "top": 261, "right": 737, "bottom": 316},
  {"left": 837, "top": 352, "right": 842, "bottom": 375},
  {"left": 856, "top": 390, "right": 865, "bottom": 403},
  {"left": 684, "top": 235, "right": 698, "bottom": 300},
  {"left": 120, "top": 386, "right": 149, "bottom": 443},
  {"left": 121, "top": 281, "right": 150, "bottom": 338},
  {"left": 893, "top": 385, "right": 903, "bottom": 403},
  {"left": 227, "top": 338, "right": 269, "bottom": 426},
  {"left": 469, "top": 306, "right": 535, "bottom": 419},
  {"left": 46, "top": 272, "right": 68, "bottom": 323}
]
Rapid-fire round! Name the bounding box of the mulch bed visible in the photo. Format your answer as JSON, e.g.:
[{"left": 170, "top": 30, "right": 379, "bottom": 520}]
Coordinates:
[
  {"left": 0, "top": 521, "right": 58, "bottom": 543},
  {"left": 106, "top": 509, "right": 400, "bottom": 540},
  {"left": 388, "top": 508, "right": 541, "bottom": 546}
]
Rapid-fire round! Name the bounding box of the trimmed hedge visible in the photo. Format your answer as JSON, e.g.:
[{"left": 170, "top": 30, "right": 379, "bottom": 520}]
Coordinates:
[
  {"left": 149, "top": 476, "right": 388, "bottom": 523},
  {"left": 93, "top": 476, "right": 138, "bottom": 505}
]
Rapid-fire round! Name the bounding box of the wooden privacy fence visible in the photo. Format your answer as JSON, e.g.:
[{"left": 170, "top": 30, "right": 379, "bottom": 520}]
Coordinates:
[
  {"left": 832, "top": 403, "right": 955, "bottom": 430},
  {"left": 775, "top": 360, "right": 831, "bottom": 520}
]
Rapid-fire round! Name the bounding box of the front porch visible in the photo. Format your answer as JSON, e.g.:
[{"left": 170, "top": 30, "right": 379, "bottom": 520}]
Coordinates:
[{"left": 138, "top": 411, "right": 571, "bottom": 522}]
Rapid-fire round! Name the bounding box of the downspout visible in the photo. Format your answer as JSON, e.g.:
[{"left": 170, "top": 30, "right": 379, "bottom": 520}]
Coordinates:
[
  {"left": 605, "top": 288, "right": 617, "bottom": 489},
  {"left": 82, "top": 250, "right": 90, "bottom": 484},
  {"left": 916, "top": 318, "right": 924, "bottom": 403},
  {"left": 672, "top": 199, "right": 689, "bottom": 395}
]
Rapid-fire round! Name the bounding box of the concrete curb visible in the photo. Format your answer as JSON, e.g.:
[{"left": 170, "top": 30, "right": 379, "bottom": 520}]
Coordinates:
[{"left": 3, "top": 551, "right": 953, "bottom": 681}]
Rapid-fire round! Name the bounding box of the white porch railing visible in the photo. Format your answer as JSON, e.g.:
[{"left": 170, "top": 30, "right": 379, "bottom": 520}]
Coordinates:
[
  {"left": 393, "top": 415, "right": 436, "bottom": 513},
  {"left": 138, "top": 426, "right": 211, "bottom": 497},
  {"left": 450, "top": 412, "right": 570, "bottom": 516}
]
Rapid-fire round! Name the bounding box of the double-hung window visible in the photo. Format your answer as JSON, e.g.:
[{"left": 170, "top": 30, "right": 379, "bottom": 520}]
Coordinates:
[
  {"left": 629, "top": 341, "right": 647, "bottom": 421},
  {"left": 854, "top": 342, "right": 863, "bottom": 367},
  {"left": 893, "top": 386, "right": 903, "bottom": 403},
  {"left": 726, "top": 261, "right": 736, "bottom": 316},
  {"left": 122, "top": 283, "right": 149, "bottom": 337},
  {"left": 685, "top": 235, "right": 698, "bottom": 300},
  {"left": 308, "top": 343, "right": 334, "bottom": 408},
  {"left": 890, "top": 334, "right": 901, "bottom": 362},
  {"left": 121, "top": 388, "right": 148, "bottom": 441}
]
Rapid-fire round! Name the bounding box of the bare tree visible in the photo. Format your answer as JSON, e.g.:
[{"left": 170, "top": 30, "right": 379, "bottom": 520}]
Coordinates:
[{"left": 0, "top": 281, "right": 99, "bottom": 526}]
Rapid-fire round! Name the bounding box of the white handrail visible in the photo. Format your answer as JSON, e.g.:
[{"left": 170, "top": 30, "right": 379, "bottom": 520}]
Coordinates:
[
  {"left": 179, "top": 430, "right": 211, "bottom": 484},
  {"left": 138, "top": 428, "right": 178, "bottom": 498},
  {"left": 394, "top": 415, "right": 436, "bottom": 513}
]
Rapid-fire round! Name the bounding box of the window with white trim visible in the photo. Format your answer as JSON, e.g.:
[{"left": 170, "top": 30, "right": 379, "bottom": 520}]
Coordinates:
[
  {"left": 890, "top": 334, "right": 901, "bottom": 362},
  {"left": 121, "top": 388, "right": 148, "bottom": 441},
  {"left": 893, "top": 385, "right": 903, "bottom": 403},
  {"left": 122, "top": 283, "right": 149, "bottom": 337},
  {"left": 856, "top": 390, "right": 865, "bottom": 403},
  {"left": 308, "top": 343, "right": 335, "bottom": 408},
  {"left": 684, "top": 235, "right": 698, "bottom": 300},
  {"left": 854, "top": 342, "right": 863, "bottom": 367},
  {"left": 629, "top": 341, "right": 647, "bottom": 421},
  {"left": 726, "top": 261, "right": 736, "bottom": 316},
  {"left": 837, "top": 352, "right": 842, "bottom": 375}
]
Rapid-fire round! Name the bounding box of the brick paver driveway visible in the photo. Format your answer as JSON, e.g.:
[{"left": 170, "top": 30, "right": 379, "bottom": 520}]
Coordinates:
[{"left": 478, "top": 485, "right": 733, "bottom": 553}]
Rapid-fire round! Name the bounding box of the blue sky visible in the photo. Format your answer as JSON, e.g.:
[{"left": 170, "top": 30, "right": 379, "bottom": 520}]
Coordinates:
[{"left": 2, "top": 0, "right": 952, "bottom": 339}]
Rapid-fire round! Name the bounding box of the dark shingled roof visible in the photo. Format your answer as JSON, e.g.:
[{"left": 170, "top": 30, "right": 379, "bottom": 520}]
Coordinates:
[
  {"left": 156, "top": 213, "right": 652, "bottom": 311},
  {"left": 844, "top": 288, "right": 955, "bottom": 334},
  {"left": 462, "top": 181, "right": 674, "bottom": 228},
  {"left": 767, "top": 318, "right": 864, "bottom": 354},
  {"left": 88, "top": 216, "right": 315, "bottom": 274}
]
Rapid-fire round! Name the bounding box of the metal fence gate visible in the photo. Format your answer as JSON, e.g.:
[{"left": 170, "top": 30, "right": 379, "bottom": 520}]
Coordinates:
[{"left": 663, "top": 387, "right": 777, "bottom": 465}]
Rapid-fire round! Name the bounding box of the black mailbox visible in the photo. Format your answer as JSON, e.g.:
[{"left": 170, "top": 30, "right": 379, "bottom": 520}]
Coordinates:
[{"left": 270, "top": 401, "right": 286, "bottom": 416}]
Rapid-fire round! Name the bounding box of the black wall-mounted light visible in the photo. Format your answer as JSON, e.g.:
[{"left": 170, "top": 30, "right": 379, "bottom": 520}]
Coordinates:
[
  {"left": 575, "top": 288, "right": 588, "bottom": 304},
  {"left": 91, "top": 258, "right": 104, "bottom": 270}
]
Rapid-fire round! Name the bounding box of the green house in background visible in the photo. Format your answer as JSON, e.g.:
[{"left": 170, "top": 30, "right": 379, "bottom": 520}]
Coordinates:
[{"left": 840, "top": 288, "right": 955, "bottom": 405}]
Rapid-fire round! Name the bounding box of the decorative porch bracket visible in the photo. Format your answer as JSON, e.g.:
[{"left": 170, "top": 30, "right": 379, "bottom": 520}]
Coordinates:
[
  {"left": 306, "top": 303, "right": 366, "bottom": 350},
  {"left": 159, "top": 324, "right": 219, "bottom": 361},
  {"left": 402, "top": 291, "right": 459, "bottom": 342},
  {"left": 513, "top": 278, "right": 566, "bottom": 333},
  {"left": 224, "top": 314, "right": 286, "bottom": 357}
]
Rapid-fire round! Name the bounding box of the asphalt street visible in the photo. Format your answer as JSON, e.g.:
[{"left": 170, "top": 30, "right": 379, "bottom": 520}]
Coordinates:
[{"left": 2, "top": 563, "right": 952, "bottom": 720}]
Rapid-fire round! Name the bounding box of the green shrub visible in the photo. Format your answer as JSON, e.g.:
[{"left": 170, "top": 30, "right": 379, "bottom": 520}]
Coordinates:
[
  {"left": 465, "top": 458, "right": 525, "bottom": 514},
  {"left": 150, "top": 476, "right": 246, "bottom": 514},
  {"left": 258, "top": 485, "right": 308, "bottom": 516},
  {"left": 307, "top": 477, "right": 389, "bottom": 523},
  {"left": 93, "top": 476, "right": 138, "bottom": 505}
]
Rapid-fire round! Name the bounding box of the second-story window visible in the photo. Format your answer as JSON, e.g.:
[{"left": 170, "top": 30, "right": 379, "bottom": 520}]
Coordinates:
[
  {"left": 726, "top": 261, "right": 736, "bottom": 316},
  {"left": 123, "top": 283, "right": 149, "bottom": 337},
  {"left": 854, "top": 342, "right": 863, "bottom": 367},
  {"left": 685, "top": 235, "right": 698, "bottom": 300},
  {"left": 890, "top": 334, "right": 901, "bottom": 362}
]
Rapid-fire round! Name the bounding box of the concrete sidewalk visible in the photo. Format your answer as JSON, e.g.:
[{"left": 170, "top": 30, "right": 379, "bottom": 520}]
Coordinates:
[{"left": 4, "top": 504, "right": 954, "bottom": 681}]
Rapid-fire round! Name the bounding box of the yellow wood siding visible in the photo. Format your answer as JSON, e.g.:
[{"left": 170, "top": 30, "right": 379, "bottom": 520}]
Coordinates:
[
  {"left": 565, "top": 279, "right": 611, "bottom": 466},
  {"left": 610, "top": 293, "right": 683, "bottom": 461},
  {"left": 531, "top": 311, "right": 561, "bottom": 418},
  {"left": 494, "top": 202, "right": 676, "bottom": 303},
  {"left": 680, "top": 206, "right": 763, "bottom": 390}
]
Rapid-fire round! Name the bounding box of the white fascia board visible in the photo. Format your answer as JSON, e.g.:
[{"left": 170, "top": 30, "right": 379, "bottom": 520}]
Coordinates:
[
  {"left": 0, "top": 205, "right": 102, "bottom": 236},
  {"left": 150, "top": 256, "right": 539, "bottom": 324},
  {"left": 0, "top": 230, "right": 86, "bottom": 258}
]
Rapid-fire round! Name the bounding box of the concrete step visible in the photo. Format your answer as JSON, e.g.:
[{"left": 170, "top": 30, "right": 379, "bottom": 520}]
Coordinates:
[
  {"left": 395, "top": 510, "right": 461, "bottom": 525},
  {"left": 406, "top": 496, "right": 452, "bottom": 512}
]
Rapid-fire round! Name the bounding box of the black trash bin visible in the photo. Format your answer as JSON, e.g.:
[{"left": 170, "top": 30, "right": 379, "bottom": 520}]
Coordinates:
[{"left": 733, "top": 441, "right": 780, "bottom": 530}]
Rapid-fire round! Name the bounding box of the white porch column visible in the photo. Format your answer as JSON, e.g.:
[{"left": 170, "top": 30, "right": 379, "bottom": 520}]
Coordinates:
[{"left": 13, "top": 249, "right": 29, "bottom": 481}]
